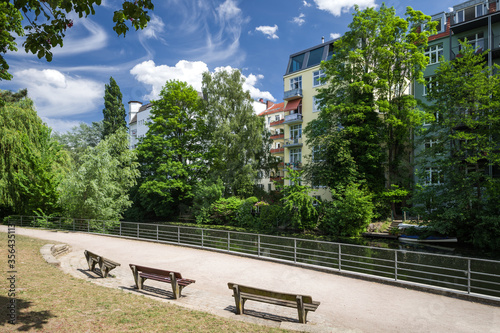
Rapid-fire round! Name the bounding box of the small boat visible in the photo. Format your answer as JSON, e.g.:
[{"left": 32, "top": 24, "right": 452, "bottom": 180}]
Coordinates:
[{"left": 398, "top": 235, "right": 458, "bottom": 243}]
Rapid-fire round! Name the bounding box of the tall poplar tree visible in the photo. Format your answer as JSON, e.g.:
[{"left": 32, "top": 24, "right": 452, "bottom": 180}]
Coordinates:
[{"left": 102, "top": 77, "right": 127, "bottom": 138}]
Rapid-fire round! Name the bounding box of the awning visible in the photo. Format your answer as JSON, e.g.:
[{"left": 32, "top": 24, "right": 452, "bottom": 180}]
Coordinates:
[{"left": 283, "top": 98, "right": 301, "bottom": 112}]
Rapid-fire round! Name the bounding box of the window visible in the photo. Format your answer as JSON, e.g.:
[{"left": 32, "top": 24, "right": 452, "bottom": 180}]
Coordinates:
[
  {"left": 312, "top": 195, "right": 321, "bottom": 206},
  {"left": 313, "top": 70, "right": 326, "bottom": 87},
  {"left": 258, "top": 184, "right": 264, "bottom": 190},
  {"left": 289, "top": 53, "right": 305, "bottom": 73},
  {"left": 290, "top": 76, "right": 302, "bottom": 90},
  {"left": 290, "top": 124, "right": 302, "bottom": 139},
  {"left": 313, "top": 96, "right": 320, "bottom": 112},
  {"left": 275, "top": 115, "right": 280, "bottom": 121},
  {"left": 423, "top": 76, "right": 436, "bottom": 96},
  {"left": 268, "top": 117, "right": 271, "bottom": 125},
  {"left": 290, "top": 148, "right": 302, "bottom": 163},
  {"left": 425, "top": 44, "right": 443, "bottom": 64},
  {"left": 327, "top": 44, "right": 334, "bottom": 60},
  {"left": 425, "top": 139, "right": 439, "bottom": 149},
  {"left": 434, "top": 18, "right": 443, "bottom": 33},
  {"left": 456, "top": 5, "right": 484, "bottom": 23},
  {"left": 307, "top": 47, "right": 324, "bottom": 67},
  {"left": 268, "top": 183, "right": 272, "bottom": 192},
  {"left": 459, "top": 32, "right": 484, "bottom": 53},
  {"left": 425, "top": 167, "right": 443, "bottom": 185},
  {"left": 423, "top": 111, "right": 439, "bottom": 126}
]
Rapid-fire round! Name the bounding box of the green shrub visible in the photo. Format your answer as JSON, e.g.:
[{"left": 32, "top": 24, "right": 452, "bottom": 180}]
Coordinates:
[
  {"left": 208, "top": 197, "right": 243, "bottom": 225},
  {"left": 320, "top": 184, "right": 374, "bottom": 237}
]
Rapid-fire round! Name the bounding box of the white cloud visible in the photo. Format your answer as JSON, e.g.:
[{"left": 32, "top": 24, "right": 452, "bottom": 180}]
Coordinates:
[
  {"left": 12, "top": 69, "right": 102, "bottom": 117},
  {"left": 292, "top": 13, "right": 306, "bottom": 26},
  {"left": 42, "top": 117, "right": 82, "bottom": 134},
  {"left": 51, "top": 17, "right": 108, "bottom": 56},
  {"left": 130, "top": 60, "right": 209, "bottom": 100},
  {"left": 255, "top": 25, "right": 279, "bottom": 39},
  {"left": 312, "top": 0, "right": 376, "bottom": 16},
  {"left": 330, "top": 33, "right": 341, "bottom": 39},
  {"left": 141, "top": 14, "right": 166, "bottom": 40},
  {"left": 303, "top": 1, "right": 312, "bottom": 7},
  {"left": 130, "top": 60, "right": 275, "bottom": 106},
  {"left": 217, "top": 0, "right": 242, "bottom": 20}
]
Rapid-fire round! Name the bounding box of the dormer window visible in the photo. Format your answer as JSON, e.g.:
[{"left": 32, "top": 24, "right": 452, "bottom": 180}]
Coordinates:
[{"left": 456, "top": 4, "right": 485, "bottom": 23}]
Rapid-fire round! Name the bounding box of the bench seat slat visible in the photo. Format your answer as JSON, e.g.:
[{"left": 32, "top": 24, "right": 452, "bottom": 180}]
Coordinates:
[{"left": 239, "top": 293, "right": 320, "bottom": 311}]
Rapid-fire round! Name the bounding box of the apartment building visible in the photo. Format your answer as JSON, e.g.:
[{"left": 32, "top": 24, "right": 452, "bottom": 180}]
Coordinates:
[
  {"left": 414, "top": 0, "right": 500, "bottom": 184},
  {"left": 128, "top": 101, "right": 152, "bottom": 150},
  {"left": 279, "top": 39, "right": 336, "bottom": 201}
]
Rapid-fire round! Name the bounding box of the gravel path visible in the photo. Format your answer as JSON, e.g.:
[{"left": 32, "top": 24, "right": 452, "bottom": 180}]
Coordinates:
[{"left": 2, "top": 226, "right": 499, "bottom": 332}]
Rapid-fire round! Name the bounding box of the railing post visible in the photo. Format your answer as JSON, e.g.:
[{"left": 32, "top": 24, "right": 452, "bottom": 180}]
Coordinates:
[
  {"left": 294, "top": 239, "right": 297, "bottom": 263},
  {"left": 73, "top": 218, "right": 75, "bottom": 231},
  {"left": 258, "top": 235, "right": 261, "bottom": 257},
  {"left": 103, "top": 221, "right": 105, "bottom": 234},
  {"left": 119, "top": 222, "right": 122, "bottom": 236},
  {"left": 228, "top": 232, "right": 231, "bottom": 252},
  {"left": 201, "top": 229, "right": 204, "bottom": 248},
  {"left": 59, "top": 217, "right": 62, "bottom": 230},
  {"left": 467, "top": 259, "right": 471, "bottom": 294},
  {"left": 395, "top": 250, "right": 398, "bottom": 281},
  {"left": 87, "top": 220, "right": 90, "bottom": 233},
  {"left": 177, "top": 226, "right": 180, "bottom": 244},
  {"left": 33, "top": 216, "right": 35, "bottom": 227},
  {"left": 137, "top": 223, "right": 139, "bottom": 238},
  {"left": 156, "top": 224, "right": 159, "bottom": 241},
  {"left": 338, "top": 244, "right": 342, "bottom": 272},
  {"left": 20, "top": 215, "right": 22, "bottom": 226}
]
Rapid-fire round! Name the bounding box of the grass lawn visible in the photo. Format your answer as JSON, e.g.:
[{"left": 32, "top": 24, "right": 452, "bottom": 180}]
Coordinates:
[{"left": 0, "top": 232, "right": 289, "bottom": 332}]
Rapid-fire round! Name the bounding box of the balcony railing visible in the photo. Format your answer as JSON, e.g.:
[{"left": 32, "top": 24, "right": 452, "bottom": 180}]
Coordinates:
[
  {"left": 284, "top": 161, "right": 302, "bottom": 169},
  {"left": 284, "top": 137, "right": 303, "bottom": 147},
  {"left": 270, "top": 147, "right": 284, "bottom": 154},
  {"left": 284, "top": 113, "right": 303, "bottom": 124},
  {"left": 270, "top": 119, "right": 284, "bottom": 127},
  {"left": 450, "top": 38, "right": 488, "bottom": 60},
  {"left": 270, "top": 133, "right": 285, "bottom": 140},
  {"left": 284, "top": 88, "right": 302, "bottom": 101}
]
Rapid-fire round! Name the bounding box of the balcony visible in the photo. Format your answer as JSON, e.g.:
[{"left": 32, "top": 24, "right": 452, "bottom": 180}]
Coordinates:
[
  {"left": 450, "top": 38, "right": 487, "bottom": 60},
  {"left": 284, "top": 161, "right": 302, "bottom": 170},
  {"left": 270, "top": 176, "right": 284, "bottom": 182},
  {"left": 270, "top": 119, "right": 284, "bottom": 127},
  {"left": 284, "top": 88, "right": 302, "bottom": 101},
  {"left": 270, "top": 147, "right": 284, "bottom": 154},
  {"left": 284, "top": 137, "right": 303, "bottom": 148},
  {"left": 270, "top": 133, "right": 285, "bottom": 140},
  {"left": 450, "top": 8, "right": 500, "bottom": 34},
  {"left": 284, "top": 113, "right": 303, "bottom": 124}
]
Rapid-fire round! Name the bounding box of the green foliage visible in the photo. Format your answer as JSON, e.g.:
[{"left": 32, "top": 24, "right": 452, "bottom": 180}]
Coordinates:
[
  {"left": 305, "top": 4, "right": 433, "bottom": 217},
  {"left": 414, "top": 42, "right": 500, "bottom": 249},
  {"left": 1, "top": 1, "right": 154, "bottom": 80},
  {"left": 280, "top": 168, "right": 318, "bottom": 231},
  {"left": 136, "top": 80, "right": 207, "bottom": 218},
  {"left": 208, "top": 197, "right": 243, "bottom": 225},
  {"left": 102, "top": 77, "right": 127, "bottom": 138},
  {"left": 52, "top": 121, "right": 104, "bottom": 162},
  {"left": 202, "top": 69, "right": 273, "bottom": 197},
  {"left": 192, "top": 178, "right": 224, "bottom": 224},
  {"left": 58, "top": 129, "right": 139, "bottom": 221},
  {"left": 258, "top": 204, "right": 285, "bottom": 231},
  {"left": 320, "top": 184, "right": 374, "bottom": 237},
  {"left": 0, "top": 93, "right": 70, "bottom": 216}
]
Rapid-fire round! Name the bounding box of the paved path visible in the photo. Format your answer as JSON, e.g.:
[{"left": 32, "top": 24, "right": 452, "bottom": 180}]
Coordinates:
[{"left": 2, "top": 226, "right": 499, "bottom": 332}]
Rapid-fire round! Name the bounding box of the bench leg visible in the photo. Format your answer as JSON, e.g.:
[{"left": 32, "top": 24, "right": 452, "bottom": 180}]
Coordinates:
[
  {"left": 101, "top": 265, "right": 110, "bottom": 278},
  {"left": 296, "top": 295, "right": 306, "bottom": 324},
  {"left": 130, "top": 265, "right": 140, "bottom": 289},
  {"left": 170, "top": 272, "right": 180, "bottom": 299},
  {"left": 232, "top": 285, "right": 244, "bottom": 315}
]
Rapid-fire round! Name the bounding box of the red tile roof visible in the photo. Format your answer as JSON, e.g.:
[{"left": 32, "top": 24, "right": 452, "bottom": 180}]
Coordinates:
[{"left": 258, "top": 102, "right": 285, "bottom": 116}]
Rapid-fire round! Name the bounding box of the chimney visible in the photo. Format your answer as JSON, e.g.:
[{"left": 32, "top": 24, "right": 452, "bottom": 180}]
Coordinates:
[
  {"left": 266, "top": 100, "right": 274, "bottom": 109},
  {"left": 128, "top": 101, "right": 142, "bottom": 123},
  {"left": 321, "top": 36, "right": 325, "bottom": 43},
  {"left": 259, "top": 98, "right": 264, "bottom": 103}
]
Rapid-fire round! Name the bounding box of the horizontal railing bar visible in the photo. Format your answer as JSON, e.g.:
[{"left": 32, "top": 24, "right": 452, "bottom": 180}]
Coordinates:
[
  {"left": 341, "top": 253, "right": 395, "bottom": 264},
  {"left": 396, "top": 274, "right": 467, "bottom": 289},
  {"left": 398, "top": 262, "right": 468, "bottom": 274},
  {"left": 397, "top": 267, "right": 468, "bottom": 282}
]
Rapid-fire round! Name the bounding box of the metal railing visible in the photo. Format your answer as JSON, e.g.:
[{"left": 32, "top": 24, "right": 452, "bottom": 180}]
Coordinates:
[{"left": 6, "top": 215, "right": 500, "bottom": 302}]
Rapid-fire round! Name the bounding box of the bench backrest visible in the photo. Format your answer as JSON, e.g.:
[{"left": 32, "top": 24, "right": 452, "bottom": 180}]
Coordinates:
[
  {"left": 85, "top": 250, "right": 99, "bottom": 259},
  {"left": 227, "top": 282, "right": 314, "bottom": 304},
  {"left": 130, "top": 264, "right": 182, "bottom": 279}
]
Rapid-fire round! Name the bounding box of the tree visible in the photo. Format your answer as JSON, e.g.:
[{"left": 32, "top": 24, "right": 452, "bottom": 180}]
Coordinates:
[
  {"left": 202, "top": 69, "right": 272, "bottom": 198},
  {"left": 280, "top": 168, "right": 318, "bottom": 231},
  {"left": 413, "top": 42, "right": 500, "bottom": 249},
  {"left": 52, "top": 121, "right": 104, "bottom": 162},
  {"left": 135, "top": 80, "right": 207, "bottom": 218},
  {"left": 305, "top": 5, "right": 434, "bottom": 216},
  {"left": 58, "top": 129, "right": 139, "bottom": 221},
  {"left": 102, "top": 77, "right": 127, "bottom": 138},
  {"left": 1, "top": 0, "right": 154, "bottom": 80},
  {"left": 0, "top": 92, "right": 70, "bottom": 216}
]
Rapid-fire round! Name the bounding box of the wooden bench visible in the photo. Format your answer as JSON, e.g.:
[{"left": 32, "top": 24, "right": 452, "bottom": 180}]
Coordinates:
[
  {"left": 129, "top": 264, "right": 195, "bottom": 299},
  {"left": 227, "top": 283, "right": 320, "bottom": 324},
  {"left": 84, "top": 250, "right": 121, "bottom": 278}
]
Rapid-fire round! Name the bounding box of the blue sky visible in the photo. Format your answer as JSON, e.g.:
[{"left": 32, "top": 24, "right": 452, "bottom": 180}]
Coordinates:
[{"left": 1, "top": 0, "right": 458, "bottom": 133}]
